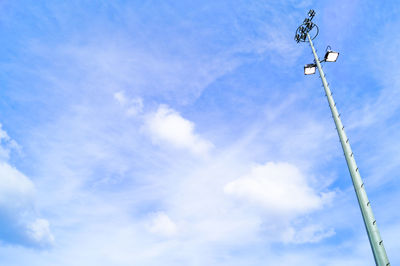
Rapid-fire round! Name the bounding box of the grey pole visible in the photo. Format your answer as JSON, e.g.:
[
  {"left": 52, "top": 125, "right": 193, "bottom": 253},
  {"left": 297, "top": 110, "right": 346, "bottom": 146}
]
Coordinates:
[{"left": 307, "top": 33, "right": 390, "bottom": 266}]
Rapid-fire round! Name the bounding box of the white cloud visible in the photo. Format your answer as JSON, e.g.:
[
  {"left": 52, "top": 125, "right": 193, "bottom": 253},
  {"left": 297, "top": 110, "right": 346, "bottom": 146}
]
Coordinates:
[
  {"left": 146, "top": 212, "right": 177, "bottom": 237},
  {"left": 113, "top": 91, "right": 143, "bottom": 116},
  {"left": 0, "top": 162, "right": 35, "bottom": 206},
  {"left": 224, "top": 162, "right": 331, "bottom": 217},
  {"left": 27, "top": 218, "right": 55, "bottom": 245},
  {"left": 0, "top": 124, "right": 21, "bottom": 161},
  {"left": 0, "top": 126, "right": 35, "bottom": 210},
  {"left": 0, "top": 160, "right": 54, "bottom": 247},
  {"left": 113, "top": 91, "right": 127, "bottom": 105},
  {"left": 143, "top": 105, "right": 213, "bottom": 156},
  {"left": 0, "top": 127, "right": 53, "bottom": 248}
]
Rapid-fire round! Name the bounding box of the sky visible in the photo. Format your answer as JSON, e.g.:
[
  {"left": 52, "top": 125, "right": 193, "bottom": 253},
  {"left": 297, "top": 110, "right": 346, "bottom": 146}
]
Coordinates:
[{"left": 0, "top": 0, "right": 399, "bottom": 265}]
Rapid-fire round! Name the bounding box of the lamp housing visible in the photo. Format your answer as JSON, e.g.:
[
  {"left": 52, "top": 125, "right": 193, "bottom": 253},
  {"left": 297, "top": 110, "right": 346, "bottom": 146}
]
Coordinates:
[
  {"left": 324, "top": 50, "right": 339, "bottom": 62},
  {"left": 304, "top": 64, "right": 316, "bottom": 75}
]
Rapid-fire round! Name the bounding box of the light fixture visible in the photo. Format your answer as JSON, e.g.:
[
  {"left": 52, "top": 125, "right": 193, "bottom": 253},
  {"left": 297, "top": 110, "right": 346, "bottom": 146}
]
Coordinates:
[
  {"left": 308, "top": 9, "right": 315, "bottom": 19},
  {"left": 304, "top": 64, "right": 316, "bottom": 75},
  {"left": 324, "top": 50, "right": 339, "bottom": 62},
  {"left": 295, "top": 10, "right": 390, "bottom": 265}
]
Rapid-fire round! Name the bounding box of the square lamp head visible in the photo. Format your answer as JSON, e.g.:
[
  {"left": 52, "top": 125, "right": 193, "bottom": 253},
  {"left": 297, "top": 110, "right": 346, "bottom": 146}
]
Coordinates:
[
  {"left": 324, "top": 50, "right": 339, "bottom": 62},
  {"left": 304, "top": 64, "right": 316, "bottom": 75}
]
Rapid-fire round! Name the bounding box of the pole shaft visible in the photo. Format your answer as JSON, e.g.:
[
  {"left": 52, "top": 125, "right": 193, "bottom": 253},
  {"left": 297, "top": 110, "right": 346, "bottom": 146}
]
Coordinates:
[{"left": 307, "top": 34, "right": 390, "bottom": 266}]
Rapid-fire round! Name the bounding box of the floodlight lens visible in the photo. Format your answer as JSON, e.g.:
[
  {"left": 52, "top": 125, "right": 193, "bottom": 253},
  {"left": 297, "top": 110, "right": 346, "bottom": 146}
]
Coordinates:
[
  {"left": 325, "top": 51, "right": 339, "bottom": 62},
  {"left": 304, "top": 64, "right": 316, "bottom": 75}
]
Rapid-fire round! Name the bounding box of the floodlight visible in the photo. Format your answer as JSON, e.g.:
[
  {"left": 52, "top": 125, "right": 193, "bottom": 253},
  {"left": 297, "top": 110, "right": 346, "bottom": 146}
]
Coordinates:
[
  {"left": 324, "top": 50, "right": 339, "bottom": 62},
  {"left": 308, "top": 9, "right": 315, "bottom": 19},
  {"left": 306, "top": 22, "right": 314, "bottom": 31},
  {"left": 304, "top": 64, "right": 316, "bottom": 75}
]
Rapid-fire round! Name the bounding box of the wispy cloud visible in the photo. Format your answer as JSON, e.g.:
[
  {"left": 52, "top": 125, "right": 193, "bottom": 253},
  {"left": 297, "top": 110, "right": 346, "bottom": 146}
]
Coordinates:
[{"left": 113, "top": 91, "right": 143, "bottom": 117}]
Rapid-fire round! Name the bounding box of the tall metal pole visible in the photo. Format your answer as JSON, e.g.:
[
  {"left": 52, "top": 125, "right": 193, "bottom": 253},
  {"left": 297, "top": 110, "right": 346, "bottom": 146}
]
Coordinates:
[{"left": 307, "top": 33, "right": 390, "bottom": 266}]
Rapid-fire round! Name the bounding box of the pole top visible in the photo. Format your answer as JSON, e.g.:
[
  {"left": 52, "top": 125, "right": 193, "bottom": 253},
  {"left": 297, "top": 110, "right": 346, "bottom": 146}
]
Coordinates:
[{"left": 295, "top": 9, "right": 319, "bottom": 43}]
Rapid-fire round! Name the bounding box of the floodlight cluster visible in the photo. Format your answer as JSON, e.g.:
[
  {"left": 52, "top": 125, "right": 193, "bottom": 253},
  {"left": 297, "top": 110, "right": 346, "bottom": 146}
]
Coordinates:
[
  {"left": 294, "top": 9, "right": 317, "bottom": 43},
  {"left": 295, "top": 10, "right": 339, "bottom": 75}
]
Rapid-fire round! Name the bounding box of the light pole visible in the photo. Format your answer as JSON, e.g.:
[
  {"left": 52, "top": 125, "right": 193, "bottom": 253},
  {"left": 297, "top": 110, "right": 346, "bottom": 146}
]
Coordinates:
[{"left": 295, "top": 10, "right": 390, "bottom": 266}]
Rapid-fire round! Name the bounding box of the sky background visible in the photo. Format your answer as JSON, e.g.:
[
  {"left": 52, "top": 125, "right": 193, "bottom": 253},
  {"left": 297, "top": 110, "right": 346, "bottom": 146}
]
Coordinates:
[{"left": 0, "top": 0, "right": 399, "bottom": 265}]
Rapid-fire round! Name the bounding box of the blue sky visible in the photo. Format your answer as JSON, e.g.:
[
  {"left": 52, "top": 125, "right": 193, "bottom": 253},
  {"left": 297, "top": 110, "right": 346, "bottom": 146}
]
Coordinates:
[{"left": 0, "top": 0, "right": 399, "bottom": 265}]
